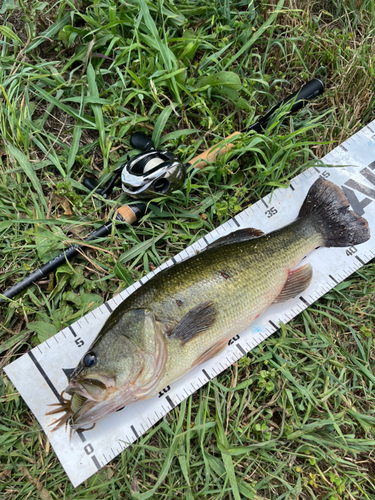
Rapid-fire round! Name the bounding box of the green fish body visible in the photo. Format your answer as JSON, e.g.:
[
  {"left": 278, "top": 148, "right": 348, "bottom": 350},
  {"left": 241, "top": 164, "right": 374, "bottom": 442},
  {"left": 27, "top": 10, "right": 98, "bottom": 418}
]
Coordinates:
[{"left": 49, "top": 179, "right": 370, "bottom": 431}]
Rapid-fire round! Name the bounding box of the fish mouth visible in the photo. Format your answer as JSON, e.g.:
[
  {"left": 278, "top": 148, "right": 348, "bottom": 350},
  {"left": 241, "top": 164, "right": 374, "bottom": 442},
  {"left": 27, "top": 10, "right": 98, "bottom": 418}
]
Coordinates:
[
  {"left": 66, "top": 378, "right": 109, "bottom": 403},
  {"left": 68, "top": 383, "right": 140, "bottom": 430},
  {"left": 47, "top": 377, "right": 139, "bottom": 432}
]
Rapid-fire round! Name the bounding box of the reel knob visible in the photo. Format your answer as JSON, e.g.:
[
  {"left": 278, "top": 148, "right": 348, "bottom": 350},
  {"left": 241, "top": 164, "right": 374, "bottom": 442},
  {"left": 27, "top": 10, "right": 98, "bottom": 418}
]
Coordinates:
[
  {"left": 82, "top": 177, "right": 105, "bottom": 195},
  {"left": 130, "top": 132, "right": 155, "bottom": 152}
]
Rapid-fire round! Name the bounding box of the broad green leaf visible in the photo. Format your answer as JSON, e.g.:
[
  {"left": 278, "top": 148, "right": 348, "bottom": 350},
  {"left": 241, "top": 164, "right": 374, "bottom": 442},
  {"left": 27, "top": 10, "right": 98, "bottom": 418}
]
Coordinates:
[
  {"left": 27, "top": 321, "right": 58, "bottom": 345},
  {"left": 114, "top": 262, "right": 134, "bottom": 286},
  {"left": 87, "top": 63, "right": 107, "bottom": 160},
  {"left": 0, "top": 0, "right": 18, "bottom": 14},
  {"left": 67, "top": 123, "right": 82, "bottom": 176},
  {"left": 0, "top": 25, "right": 21, "bottom": 43},
  {"left": 5, "top": 142, "right": 47, "bottom": 212},
  {"left": 194, "top": 71, "right": 242, "bottom": 90},
  {"left": 152, "top": 106, "right": 173, "bottom": 148}
]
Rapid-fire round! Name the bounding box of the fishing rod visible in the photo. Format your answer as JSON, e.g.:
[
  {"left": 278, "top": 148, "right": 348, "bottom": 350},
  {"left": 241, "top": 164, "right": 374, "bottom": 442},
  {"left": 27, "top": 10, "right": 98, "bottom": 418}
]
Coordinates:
[
  {"left": 0, "top": 204, "right": 145, "bottom": 302},
  {"left": 190, "top": 78, "right": 325, "bottom": 169},
  {"left": 0, "top": 78, "right": 324, "bottom": 302},
  {"left": 83, "top": 78, "right": 325, "bottom": 199}
]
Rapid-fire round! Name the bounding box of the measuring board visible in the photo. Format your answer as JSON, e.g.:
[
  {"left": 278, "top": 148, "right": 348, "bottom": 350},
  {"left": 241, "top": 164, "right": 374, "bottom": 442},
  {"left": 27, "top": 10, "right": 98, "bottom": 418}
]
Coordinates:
[{"left": 4, "top": 120, "right": 375, "bottom": 487}]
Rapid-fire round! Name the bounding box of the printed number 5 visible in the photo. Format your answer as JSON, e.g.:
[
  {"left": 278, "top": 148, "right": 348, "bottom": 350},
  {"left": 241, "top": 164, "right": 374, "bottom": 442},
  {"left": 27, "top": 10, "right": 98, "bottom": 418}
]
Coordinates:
[{"left": 265, "top": 207, "right": 277, "bottom": 218}]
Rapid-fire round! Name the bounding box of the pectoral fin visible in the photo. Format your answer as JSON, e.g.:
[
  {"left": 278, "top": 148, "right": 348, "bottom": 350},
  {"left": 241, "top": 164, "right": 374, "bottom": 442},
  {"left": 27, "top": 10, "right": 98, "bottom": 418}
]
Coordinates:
[
  {"left": 273, "top": 263, "right": 313, "bottom": 303},
  {"left": 168, "top": 301, "right": 216, "bottom": 345}
]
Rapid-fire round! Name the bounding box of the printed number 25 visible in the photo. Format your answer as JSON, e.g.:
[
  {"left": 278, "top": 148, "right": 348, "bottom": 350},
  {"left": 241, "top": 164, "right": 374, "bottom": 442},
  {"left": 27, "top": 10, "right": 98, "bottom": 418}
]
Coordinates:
[{"left": 265, "top": 207, "right": 277, "bottom": 218}]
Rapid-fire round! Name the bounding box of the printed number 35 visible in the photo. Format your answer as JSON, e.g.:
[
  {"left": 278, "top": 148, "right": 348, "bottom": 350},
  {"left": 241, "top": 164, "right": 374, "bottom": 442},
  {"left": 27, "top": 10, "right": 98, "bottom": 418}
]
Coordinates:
[{"left": 265, "top": 207, "right": 278, "bottom": 218}]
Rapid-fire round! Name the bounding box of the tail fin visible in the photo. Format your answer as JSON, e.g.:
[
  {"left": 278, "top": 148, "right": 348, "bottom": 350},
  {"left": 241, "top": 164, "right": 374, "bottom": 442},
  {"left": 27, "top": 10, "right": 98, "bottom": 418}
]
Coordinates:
[{"left": 299, "top": 178, "right": 370, "bottom": 247}]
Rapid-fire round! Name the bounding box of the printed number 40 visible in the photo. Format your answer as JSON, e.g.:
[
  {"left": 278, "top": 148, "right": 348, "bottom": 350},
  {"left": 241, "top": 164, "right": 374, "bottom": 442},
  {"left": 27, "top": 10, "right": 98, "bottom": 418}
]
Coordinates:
[{"left": 346, "top": 246, "right": 357, "bottom": 256}]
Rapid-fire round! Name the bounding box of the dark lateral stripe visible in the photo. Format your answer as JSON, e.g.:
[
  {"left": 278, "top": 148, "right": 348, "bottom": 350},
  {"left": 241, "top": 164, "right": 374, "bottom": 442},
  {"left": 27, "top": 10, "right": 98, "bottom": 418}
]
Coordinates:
[
  {"left": 202, "top": 369, "right": 211, "bottom": 380},
  {"left": 77, "top": 431, "right": 86, "bottom": 443},
  {"left": 329, "top": 274, "right": 339, "bottom": 284},
  {"left": 166, "top": 395, "right": 175, "bottom": 409},
  {"left": 236, "top": 344, "right": 246, "bottom": 356},
  {"left": 269, "top": 320, "right": 278, "bottom": 330},
  {"left": 131, "top": 425, "right": 139, "bottom": 439},
  {"left": 28, "top": 351, "right": 64, "bottom": 404},
  {"left": 104, "top": 302, "right": 113, "bottom": 313},
  {"left": 355, "top": 255, "right": 366, "bottom": 266},
  {"left": 233, "top": 217, "right": 240, "bottom": 227},
  {"left": 68, "top": 325, "right": 77, "bottom": 337},
  {"left": 261, "top": 198, "right": 268, "bottom": 208},
  {"left": 91, "top": 456, "right": 101, "bottom": 470},
  {"left": 300, "top": 296, "right": 310, "bottom": 306}
]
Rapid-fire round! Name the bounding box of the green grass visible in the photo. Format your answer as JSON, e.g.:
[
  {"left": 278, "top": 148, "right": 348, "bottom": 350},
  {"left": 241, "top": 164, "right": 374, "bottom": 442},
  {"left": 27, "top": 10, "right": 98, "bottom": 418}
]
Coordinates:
[{"left": 1, "top": 0, "right": 375, "bottom": 498}]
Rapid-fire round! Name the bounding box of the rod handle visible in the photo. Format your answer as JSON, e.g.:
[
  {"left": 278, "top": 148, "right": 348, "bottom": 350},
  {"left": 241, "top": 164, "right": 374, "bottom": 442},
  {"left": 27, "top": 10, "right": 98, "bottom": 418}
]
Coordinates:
[{"left": 189, "top": 132, "right": 242, "bottom": 169}]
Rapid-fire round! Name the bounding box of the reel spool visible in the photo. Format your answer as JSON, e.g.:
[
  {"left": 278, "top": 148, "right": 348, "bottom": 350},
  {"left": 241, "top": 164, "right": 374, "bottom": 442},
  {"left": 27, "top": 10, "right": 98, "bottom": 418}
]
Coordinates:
[{"left": 83, "top": 132, "right": 186, "bottom": 200}]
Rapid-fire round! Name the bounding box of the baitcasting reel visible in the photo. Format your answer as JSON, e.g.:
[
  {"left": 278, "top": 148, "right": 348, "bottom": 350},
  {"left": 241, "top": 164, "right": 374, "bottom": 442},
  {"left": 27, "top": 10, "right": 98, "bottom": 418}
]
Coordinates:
[{"left": 83, "top": 132, "right": 186, "bottom": 200}]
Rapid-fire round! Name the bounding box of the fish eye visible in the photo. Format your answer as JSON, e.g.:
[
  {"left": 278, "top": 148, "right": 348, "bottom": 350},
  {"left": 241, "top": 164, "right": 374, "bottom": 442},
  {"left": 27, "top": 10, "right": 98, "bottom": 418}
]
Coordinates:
[{"left": 83, "top": 352, "right": 97, "bottom": 368}]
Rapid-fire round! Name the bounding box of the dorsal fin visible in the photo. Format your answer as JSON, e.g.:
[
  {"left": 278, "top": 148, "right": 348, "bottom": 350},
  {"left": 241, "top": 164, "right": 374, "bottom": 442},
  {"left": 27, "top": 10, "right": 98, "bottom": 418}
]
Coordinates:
[{"left": 206, "top": 228, "right": 264, "bottom": 251}]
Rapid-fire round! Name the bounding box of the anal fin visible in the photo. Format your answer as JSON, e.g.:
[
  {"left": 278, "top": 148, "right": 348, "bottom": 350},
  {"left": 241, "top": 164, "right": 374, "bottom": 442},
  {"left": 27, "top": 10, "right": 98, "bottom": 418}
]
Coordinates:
[{"left": 273, "top": 263, "right": 313, "bottom": 304}]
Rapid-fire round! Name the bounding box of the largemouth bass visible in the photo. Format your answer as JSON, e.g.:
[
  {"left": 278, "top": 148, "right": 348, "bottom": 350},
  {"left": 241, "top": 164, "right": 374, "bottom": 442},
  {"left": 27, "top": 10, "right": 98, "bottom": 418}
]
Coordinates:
[{"left": 49, "top": 178, "right": 370, "bottom": 431}]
